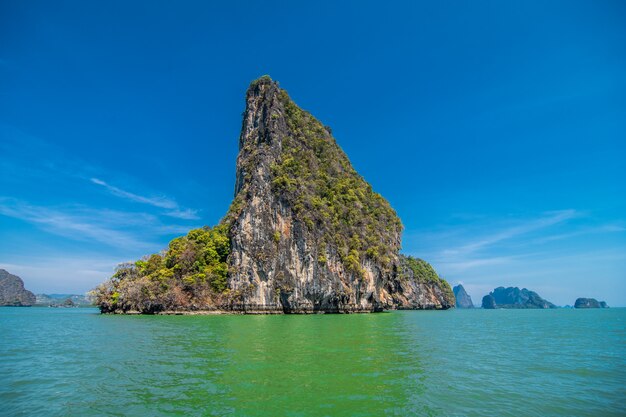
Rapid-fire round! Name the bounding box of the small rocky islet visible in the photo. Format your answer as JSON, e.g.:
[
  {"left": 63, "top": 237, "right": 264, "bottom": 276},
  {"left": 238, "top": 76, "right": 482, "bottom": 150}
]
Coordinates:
[
  {"left": 574, "top": 298, "right": 609, "bottom": 308},
  {"left": 92, "top": 77, "right": 455, "bottom": 314}
]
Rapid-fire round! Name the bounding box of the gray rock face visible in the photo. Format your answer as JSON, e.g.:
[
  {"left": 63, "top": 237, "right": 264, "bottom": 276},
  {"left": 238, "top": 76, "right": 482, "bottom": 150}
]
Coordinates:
[
  {"left": 453, "top": 284, "right": 474, "bottom": 308},
  {"left": 482, "top": 286, "right": 556, "bottom": 309},
  {"left": 226, "top": 77, "right": 454, "bottom": 313},
  {"left": 0, "top": 269, "right": 36, "bottom": 306},
  {"left": 574, "top": 298, "right": 608, "bottom": 308}
]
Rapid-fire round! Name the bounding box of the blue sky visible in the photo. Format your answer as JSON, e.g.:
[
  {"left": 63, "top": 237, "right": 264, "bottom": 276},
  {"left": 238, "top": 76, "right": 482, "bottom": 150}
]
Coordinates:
[{"left": 1, "top": 1, "right": 624, "bottom": 305}]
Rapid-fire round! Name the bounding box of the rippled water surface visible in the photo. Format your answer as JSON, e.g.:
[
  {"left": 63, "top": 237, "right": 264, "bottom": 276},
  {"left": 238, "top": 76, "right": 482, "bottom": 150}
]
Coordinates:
[{"left": 1, "top": 307, "right": 624, "bottom": 416}]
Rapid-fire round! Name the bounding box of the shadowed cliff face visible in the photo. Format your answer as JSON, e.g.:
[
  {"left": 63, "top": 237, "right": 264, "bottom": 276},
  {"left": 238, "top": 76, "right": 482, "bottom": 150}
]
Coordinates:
[{"left": 226, "top": 77, "right": 454, "bottom": 312}]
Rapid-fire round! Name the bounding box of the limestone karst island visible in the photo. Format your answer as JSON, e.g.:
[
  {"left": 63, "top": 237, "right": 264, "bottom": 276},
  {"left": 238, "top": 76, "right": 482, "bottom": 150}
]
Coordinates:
[{"left": 93, "top": 77, "right": 455, "bottom": 314}]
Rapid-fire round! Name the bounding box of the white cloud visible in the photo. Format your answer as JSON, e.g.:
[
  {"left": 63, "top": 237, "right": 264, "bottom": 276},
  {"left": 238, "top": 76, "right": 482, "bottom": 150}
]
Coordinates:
[
  {"left": 0, "top": 198, "right": 194, "bottom": 249},
  {"left": 531, "top": 223, "right": 625, "bottom": 244},
  {"left": 451, "top": 210, "right": 579, "bottom": 255},
  {"left": 90, "top": 177, "right": 177, "bottom": 209},
  {"left": 90, "top": 177, "right": 201, "bottom": 220},
  {"left": 164, "top": 208, "right": 200, "bottom": 220},
  {"left": 437, "top": 256, "right": 516, "bottom": 272}
]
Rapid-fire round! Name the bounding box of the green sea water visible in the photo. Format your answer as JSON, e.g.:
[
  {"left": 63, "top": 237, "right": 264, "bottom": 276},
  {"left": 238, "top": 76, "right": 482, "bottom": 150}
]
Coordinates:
[{"left": 0, "top": 307, "right": 624, "bottom": 416}]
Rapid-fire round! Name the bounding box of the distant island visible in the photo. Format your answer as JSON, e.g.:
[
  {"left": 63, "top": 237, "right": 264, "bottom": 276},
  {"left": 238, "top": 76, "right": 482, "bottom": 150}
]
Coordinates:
[
  {"left": 35, "top": 294, "right": 93, "bottom": 307},
  {"left": 453, "top": 284, "right": 474, "bottom": 308},
  {"left": 482, "top": 286, "right": 556, "bottom": 309},
  {"left": 0, "top": 269, "right": 36, "bottom": 306},
  {"left": 574, "top": 298, "right": 608, "bottom": 308},
  {"left": 0, "top": 268, "right": 95, "bottom": 308},
  {"left": 92, "top": 77, "right": 455, "bottom": 314}
]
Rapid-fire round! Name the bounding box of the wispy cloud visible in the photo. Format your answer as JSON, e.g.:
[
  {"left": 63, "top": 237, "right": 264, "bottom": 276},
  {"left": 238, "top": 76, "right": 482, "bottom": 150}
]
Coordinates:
[
  {"left": 90, "top": 177, "right": 176, "bottom": 209},
  {"left": 531, "top": 223, "right": 625, "bottom": 244},
  {"left": 438, "top": 256, "right": 516, "bottom": 273},
  {"left": 164, "top": 208, "right": 200, "bottom": 220},
  {"left": 0, "top": 198, "right": 195, "bottom": 249},
  {"left": 0, "top": 126, "right": 201, "bottom": 221},
  {"left": 90, "top": 177, "right": 200, "bottom": 220},
  {"left": 445, "top": 210, "right": 580, "bottom": 256},
  {"left": 0, "top": 198, "right": 144, "bottom": 248}
]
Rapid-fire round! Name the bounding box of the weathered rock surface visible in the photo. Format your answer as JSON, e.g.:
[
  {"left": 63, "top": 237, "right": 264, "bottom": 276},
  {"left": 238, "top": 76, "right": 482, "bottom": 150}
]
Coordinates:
[
  {"left": 574, "top": 298, "right": 608, "bottom": 308},
  {"left": 453, "top": 284, "right": 474, "bottom": 308},
  {"left": 226, "top": 77, "right": 454, "bottom": 313},
  {"left": 481, "top": 287, "right": 556, "bottom": 309},
  {"left": 0, "top": 269, "right": 36, "bottom": 306}
]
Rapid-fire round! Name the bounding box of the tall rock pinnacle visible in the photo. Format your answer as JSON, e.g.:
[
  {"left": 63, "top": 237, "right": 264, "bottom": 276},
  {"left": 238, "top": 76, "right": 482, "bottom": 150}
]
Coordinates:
[
  {"left": 94, "top": 76, "right": 455, "bottom": 314},
  {"left": 226, "top": 76, "right": 453, "bottom": 312}
]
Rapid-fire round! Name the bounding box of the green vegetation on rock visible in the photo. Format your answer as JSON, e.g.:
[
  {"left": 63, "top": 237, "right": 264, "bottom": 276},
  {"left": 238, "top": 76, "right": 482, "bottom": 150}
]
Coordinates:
[
  {"left": 271, "top": 88, "right": 402, "bottom": 273},
  {"left": 401, "top": 256, "right": 455, "bottom": 302},
  {"left": 93, "top": 224, "right": 230, "bottom": 313}
]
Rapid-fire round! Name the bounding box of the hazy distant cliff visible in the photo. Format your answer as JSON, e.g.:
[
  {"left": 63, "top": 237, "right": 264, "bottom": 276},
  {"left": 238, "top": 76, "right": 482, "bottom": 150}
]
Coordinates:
[
  {"left": 482, "top": 287, "right": 556, "bottom": 309},
  {"left": 574, "top": 298, "right": 608, "bottom": 308},
  {"left": 453, "top": 284, "right": 474, "bottom": 308},
  {"left": 0, "top": 269, "right": 36, "bottom": 306},
  {"left": 94, "top": 77, "right": 454, "bottom": 314}
]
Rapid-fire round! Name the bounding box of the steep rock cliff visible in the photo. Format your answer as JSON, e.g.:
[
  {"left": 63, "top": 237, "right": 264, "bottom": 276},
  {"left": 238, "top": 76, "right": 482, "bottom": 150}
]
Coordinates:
[
  {"left": 226, "top": 77, "right": 453, "bottom": 312},
  {"left": 94, "top": 76, "right": 454, "bottom": 314},
  {"left": 0, "top": 269, "right": 36, "bottom": 306},
  {"left": 453, "top": 284, "right": 474, "bottom": 308}
]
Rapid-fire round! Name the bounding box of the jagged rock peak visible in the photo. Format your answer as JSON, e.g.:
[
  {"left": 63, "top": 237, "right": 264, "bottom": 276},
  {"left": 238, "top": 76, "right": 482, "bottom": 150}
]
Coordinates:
[
  {"left": 234, "top": 76, "right": 285, "bottom": 196},
  {"left": 226, "top": 75, "right": 410, "bottom": 312}
]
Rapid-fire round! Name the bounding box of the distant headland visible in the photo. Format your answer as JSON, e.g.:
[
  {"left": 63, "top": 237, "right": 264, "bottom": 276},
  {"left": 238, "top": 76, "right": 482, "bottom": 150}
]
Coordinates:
[
  {"left": 0, "top": 269, "right": 35, "bottom": 306},
  {"left": 453, "top": 284, "right": 474, "bottom": 308}
]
